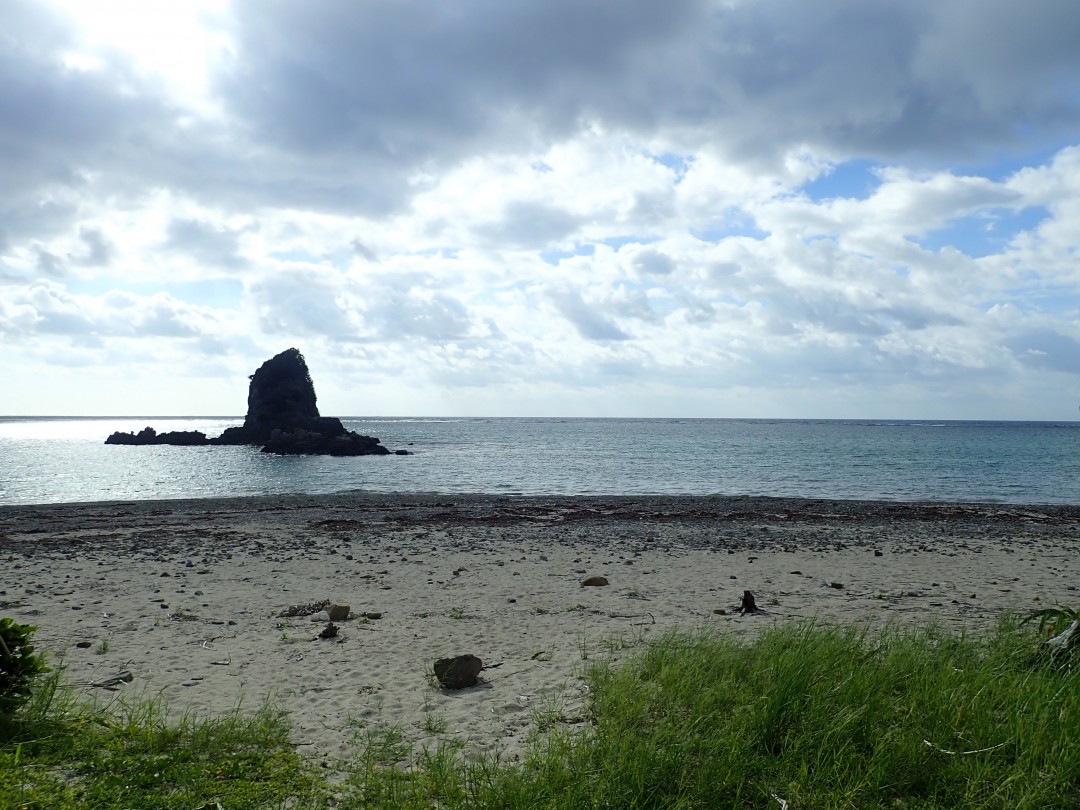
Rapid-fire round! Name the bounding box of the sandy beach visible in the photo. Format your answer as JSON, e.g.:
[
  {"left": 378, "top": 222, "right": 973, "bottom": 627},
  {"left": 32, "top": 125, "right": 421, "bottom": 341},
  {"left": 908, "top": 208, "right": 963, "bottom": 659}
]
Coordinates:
[{"left": 2, "top": 493, "right": 1078, "bottom": 764}]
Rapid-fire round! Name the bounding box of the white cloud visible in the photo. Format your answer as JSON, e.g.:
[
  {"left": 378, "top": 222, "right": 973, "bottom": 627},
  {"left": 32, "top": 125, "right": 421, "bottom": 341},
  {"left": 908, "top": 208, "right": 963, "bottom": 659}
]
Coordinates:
[{"left": 1, "top": 0, "right": 1080, "bottom": 418}]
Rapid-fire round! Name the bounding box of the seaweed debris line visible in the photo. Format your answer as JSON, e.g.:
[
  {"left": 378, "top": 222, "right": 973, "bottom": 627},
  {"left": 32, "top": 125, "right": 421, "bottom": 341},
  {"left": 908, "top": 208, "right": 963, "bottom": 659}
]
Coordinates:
[{"left": 105, "top": 348, "right": 408, "bottom": 456}]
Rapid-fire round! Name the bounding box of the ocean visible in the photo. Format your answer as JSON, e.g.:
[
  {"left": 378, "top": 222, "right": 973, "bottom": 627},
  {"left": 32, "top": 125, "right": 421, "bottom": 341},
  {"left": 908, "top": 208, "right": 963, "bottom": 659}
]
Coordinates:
[{"left": 1, "top": 416, "right": 1079, "bottom": 506}]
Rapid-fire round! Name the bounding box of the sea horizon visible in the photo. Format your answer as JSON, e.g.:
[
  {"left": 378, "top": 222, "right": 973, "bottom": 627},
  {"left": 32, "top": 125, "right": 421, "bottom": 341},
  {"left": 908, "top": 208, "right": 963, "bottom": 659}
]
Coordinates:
[
  {"left": 3, "top": 416, "right": 1080, "bottom": 507},
  {"left": 4, "top": 414, "right": 1079, "bottom": 423}
]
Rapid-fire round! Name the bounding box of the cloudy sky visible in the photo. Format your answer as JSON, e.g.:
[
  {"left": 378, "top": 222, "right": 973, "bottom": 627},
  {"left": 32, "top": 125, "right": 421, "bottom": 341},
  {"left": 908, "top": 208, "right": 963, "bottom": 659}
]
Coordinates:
[{"left": 2, "top": 0, "right": 1080, "bottom": 419}]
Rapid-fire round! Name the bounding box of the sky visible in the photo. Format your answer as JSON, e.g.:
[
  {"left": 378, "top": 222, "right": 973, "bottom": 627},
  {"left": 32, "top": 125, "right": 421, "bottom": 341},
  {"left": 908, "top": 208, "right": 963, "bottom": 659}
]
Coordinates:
[{"left": 2, "top": 1, "right": 1080, "bottom": 419}]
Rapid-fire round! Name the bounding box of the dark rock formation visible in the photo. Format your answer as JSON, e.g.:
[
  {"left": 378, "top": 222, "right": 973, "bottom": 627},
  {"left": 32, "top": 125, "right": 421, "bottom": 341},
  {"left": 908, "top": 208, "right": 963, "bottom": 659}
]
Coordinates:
[
  {"left": 433, "top": 654, "right": 483, "bottom": 689},
  {"left": 261, "top": 427, "right": 389, "bottom": 456},
  {"left": 105, "top": 427, "right": 209, "bottom": 446},
  {"left": 105, "top": 348, "right": 405, "bottom": 456},
  {"left": 212, "top": 348, "right": 323, "bottom": 445}
]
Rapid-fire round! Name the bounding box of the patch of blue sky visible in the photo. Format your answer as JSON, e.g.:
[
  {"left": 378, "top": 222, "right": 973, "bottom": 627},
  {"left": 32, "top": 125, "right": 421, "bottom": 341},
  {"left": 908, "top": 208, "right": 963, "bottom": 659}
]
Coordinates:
[
  {"left": 688, "top": 206, "right": 768, "bottom": 243},
  {"left": 690, "top": 222, "right": 768, "bottom": 243},
  {"left": 66, "top": 277, "right": 244, "bottom": 308},
  {"left": 270, "top": 249, "right": 370, "bottom": 272},
  {"left": 717, "top": 292, "right": 746, "bottom": 306},
  {"left": 646, "top": 152, "right": 693, "bottom": 182},
  {"left": 915, "top": 206, "right": 1050, "bottom": 258},
  {"left": 407, "top": 247, "right": 460, "bottom": 259},
  {"left": 540, "top": 244, "right": 594, "bottom": 265},
  {"left": 599, "top": 235, "right": 656, "bottom": 250},
  {"left": 801, "top": 159, "right": 883, "bottom": 202},
  {"left": 269, "top": 249, "right": 319, "bottom": 263}
]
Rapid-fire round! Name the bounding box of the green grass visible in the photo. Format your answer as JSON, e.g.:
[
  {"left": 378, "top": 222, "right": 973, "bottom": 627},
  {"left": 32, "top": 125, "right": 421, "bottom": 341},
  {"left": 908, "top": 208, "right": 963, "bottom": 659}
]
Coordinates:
[
  {"left": 335, "top": 618, "right": 1080, "bottom": 809},
  {"left": 3, "top": 617, "right": 1078, "bottom": 808},
  {"left": 0, "top": 672, "right": 324, "bottom": 809}
]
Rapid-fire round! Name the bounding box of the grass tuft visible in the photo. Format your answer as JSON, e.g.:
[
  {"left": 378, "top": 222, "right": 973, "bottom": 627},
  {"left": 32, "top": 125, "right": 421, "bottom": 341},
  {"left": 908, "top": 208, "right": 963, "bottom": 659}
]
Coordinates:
[{"left": 1, "top": 674, "right": 323, "bottom": 809}]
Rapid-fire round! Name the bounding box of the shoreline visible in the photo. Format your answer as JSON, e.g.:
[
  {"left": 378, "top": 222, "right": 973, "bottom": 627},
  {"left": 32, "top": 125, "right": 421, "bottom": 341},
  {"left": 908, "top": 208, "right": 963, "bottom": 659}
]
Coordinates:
[
  {"left": 3, "top": 493, "right": 1079, "bottom": 762},
  {"left": 6, "top": 489, "right": 1080, "bottom": 538}
]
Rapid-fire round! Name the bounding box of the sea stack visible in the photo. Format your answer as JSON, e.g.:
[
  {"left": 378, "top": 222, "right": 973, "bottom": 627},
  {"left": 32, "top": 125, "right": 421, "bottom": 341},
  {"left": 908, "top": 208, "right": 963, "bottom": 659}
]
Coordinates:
[
  {"left": 105, "top": 348, "right": 399, "bottom": 456},
  {"left": 214, "top": 348, "right": 335, "bottom": 445},
  {"left": 211, "top": 348, "right": 390, "bottom": 455}
]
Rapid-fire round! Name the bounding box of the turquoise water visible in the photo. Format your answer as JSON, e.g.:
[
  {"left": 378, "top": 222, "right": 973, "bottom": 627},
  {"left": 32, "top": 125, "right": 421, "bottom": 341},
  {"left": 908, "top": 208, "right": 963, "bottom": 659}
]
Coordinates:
[{"left": 1, "top": 416, "right": 1079, "bottom": 505}]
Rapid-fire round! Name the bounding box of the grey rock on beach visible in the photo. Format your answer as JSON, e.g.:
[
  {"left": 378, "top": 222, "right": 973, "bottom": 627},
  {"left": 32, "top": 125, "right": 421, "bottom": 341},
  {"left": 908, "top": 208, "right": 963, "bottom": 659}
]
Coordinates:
[
  {"left": 326, "top": 604, "right": 350, "bottom": 621},
  {"left": 434, "top": 654, "right": 483, "bottom": 689}
]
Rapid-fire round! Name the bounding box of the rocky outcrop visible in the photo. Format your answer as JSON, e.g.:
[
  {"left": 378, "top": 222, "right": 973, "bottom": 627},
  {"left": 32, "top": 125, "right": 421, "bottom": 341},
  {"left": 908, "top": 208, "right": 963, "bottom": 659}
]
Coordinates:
[
  {"left": 105, "top": 348, "right": 405, "bottom": 456},
  {"left": 261, "top": 426, "right": 390, "bottom": 456},
  {"left": 105, "top": 427, "right": 209, "bottom": 446},
  {"left": 212, "top": 348, "right": 323, "bottom": 445}
]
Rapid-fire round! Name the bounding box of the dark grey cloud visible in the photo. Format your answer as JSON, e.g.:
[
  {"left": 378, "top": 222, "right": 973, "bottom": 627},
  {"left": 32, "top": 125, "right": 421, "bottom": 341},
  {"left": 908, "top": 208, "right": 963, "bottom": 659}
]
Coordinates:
[
  {"left": 33, "top": 246, "right": 65, "bottom": 276},
  {"left": 217, "top": 0, "right": 687, "bottom": 157},
  {"left": 0, "top": 197, "right": 77, "bottom": 254},
  {"left": 19, "top": 227, "right": 112, "bottom": 279},
  {"left": 0, "top": 2, "right": 406, "bottom": 236},
  {"left": 216, "top": 0, "right": 1080, "bottom": 183},
  {"left": 350, "top": 239, "right": 378, "bottom": 262},
  {"left": 0, "top": 2, "right": 179, "bottom": 239},
  {"left": 3, "top": 0, "right": 1078, "bottom": 250},
  {"left": 76, "top": 227, "right": 114, "bottom": 267}
]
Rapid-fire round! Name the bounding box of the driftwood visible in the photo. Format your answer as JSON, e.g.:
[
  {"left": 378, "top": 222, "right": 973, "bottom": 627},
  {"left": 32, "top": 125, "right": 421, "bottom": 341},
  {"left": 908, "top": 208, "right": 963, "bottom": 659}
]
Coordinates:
[
  {"left": 87, "top": 670, "right": 134, "bottom": 690},
  {"left": 739, "top": 590, "right": 761, "bottom": 615},
  {"left": 1046, "top": 618, "right": 1079, "bottom": 652}
]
